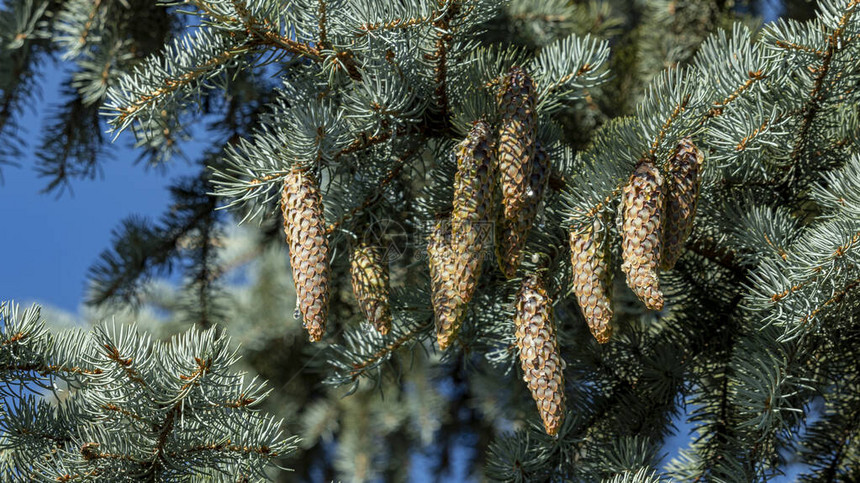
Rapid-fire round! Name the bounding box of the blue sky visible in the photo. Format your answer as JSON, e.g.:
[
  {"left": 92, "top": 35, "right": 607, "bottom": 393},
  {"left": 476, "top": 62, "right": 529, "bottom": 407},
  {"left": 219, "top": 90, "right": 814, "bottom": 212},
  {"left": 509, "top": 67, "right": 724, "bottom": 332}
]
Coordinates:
[{"left": 0, "top": 64, "right": 197, "bottom": 313}]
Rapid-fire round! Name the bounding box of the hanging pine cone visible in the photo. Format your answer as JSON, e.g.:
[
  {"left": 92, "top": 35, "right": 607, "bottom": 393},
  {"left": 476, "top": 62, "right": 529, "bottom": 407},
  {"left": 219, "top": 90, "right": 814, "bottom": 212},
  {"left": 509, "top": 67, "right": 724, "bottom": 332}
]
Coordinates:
[
  {"left": 452, "top": 120, "right": 496, "bottom": 252},
  {"left": 497, "top": 141, "right": 550, "bottom": 278},
  {"left": 426, "top": 122, "right": 497, "bottom": 350},
  {"left": 661, "top": 138, "right": 704, "bottom": 270},
  {"left": 570, "top": 217, "right": 614, "bottom": 343},
  {"left": 620, "top": 160, "right": 664, "bottom": 311},
  {"left": 515, "top": 273, "right": 566, "bottom": 436},
  {"left": 282, "top": 168, "right": 331, "bottom": 342},
  {"left": 350, "top": 240, "right": 392, "bottom": 335},
  {"left": 497, "top": 66, "right": 537, "bottom": 221},
  {"left": 428, "top": 220, "right": 466, "bottom": 350}
]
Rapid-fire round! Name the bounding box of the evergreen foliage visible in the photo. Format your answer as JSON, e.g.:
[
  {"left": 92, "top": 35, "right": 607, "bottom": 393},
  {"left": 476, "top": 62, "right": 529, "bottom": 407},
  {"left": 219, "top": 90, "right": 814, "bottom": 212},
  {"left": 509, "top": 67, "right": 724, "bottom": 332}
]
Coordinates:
[
  {"left": 0, "top": 301, "right": 296, "bottom": 480},
  {"left": 2, "top": 0, "right": 860, "bottom": 481}
]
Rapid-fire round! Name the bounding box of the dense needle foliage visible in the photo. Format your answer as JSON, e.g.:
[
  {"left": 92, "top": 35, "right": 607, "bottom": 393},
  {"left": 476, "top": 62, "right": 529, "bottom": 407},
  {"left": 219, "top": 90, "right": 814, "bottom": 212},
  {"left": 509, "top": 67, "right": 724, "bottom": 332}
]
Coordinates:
[{"left": 2, "top": 0, "right": 860, "bottom": 481}]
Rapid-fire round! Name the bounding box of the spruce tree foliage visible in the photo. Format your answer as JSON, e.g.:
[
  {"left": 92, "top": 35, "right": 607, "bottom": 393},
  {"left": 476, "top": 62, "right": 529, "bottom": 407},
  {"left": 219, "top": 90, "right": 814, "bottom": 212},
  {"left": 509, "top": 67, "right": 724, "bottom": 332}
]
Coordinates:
[
  {"left": 0, "top": 301, "right": 297, "bottom": 480},
  {"left": 2, "top": 0, "right": 860, "bottom": 481}
]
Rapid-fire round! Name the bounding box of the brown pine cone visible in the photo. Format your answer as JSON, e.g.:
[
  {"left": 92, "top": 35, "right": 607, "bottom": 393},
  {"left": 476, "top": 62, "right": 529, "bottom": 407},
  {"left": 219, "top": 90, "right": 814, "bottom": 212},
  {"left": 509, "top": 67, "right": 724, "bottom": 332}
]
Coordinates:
[
  {"left": 452, "top": 120, "right": 496, "bottom": 253},
  {"left": 514, "top": 273, "right": 566, "bottom": 436},
  {"left": 282, "top": 168, "right": 331, "bottom": 342},
  {"left": 570, "top": 217, "right": 613, "bottom": 343},
  {"left": 350, "top": 240, "right": 392, "bottom": 335},
  {"left": 620, "top": 160, "right": 664, "bottom": 310},
  {"left": 496, "top": 141, "right": 550, "bottom": 278},
  {"left": 428, "top": 220, "right": 466, "bottom": 350},
  {"left": 661, "top": 138, "right": 703, "bottom": 270},
  {"left": 497, "top": 66, "right": 537, "bottom": 220}
]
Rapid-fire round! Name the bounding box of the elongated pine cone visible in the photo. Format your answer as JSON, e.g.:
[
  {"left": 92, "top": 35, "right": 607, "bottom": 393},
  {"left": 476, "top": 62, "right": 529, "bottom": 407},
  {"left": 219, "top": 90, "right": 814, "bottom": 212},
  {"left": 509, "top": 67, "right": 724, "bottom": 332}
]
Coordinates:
[
  {"left": 620, "top": 160, "right": 664, "bottom": 310},
  {"left": 661, "top": 138, "right": 703, "bottom": 270},
  {"left": 350, "top": 240, "right": 392, "bottom": 334},
  {"left": 452, "top": 120, "right": 496, "bottom": 252},
  {"left": 497, "top": 141, "right": 550, "bottom": 278},
  {"left": 282, "top": 169, "right": 330, "bottom": 342},
  {"left": 497, "top": 66, "right": 537, "bottom": 220},
  {"left": 515, "top": 274, "right": 566, "bottom": 436},
  {"left": 428, "top": 220, "right": 466, "bottom": 350},
  {"left": 570, "top": 217, "right": 614, "bottom": 343}
]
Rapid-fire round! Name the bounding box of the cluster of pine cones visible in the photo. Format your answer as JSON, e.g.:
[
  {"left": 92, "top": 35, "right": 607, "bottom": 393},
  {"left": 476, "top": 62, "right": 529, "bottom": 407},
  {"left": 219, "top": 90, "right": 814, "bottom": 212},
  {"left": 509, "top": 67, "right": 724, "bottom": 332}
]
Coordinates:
[
  {"left": 426, "top": 67, "right": 565, "bottom": 434},
  {"left": 281, "top": 168, "right": 393, "bottom": 342},
  {"left": 570, "top": 138, "right": 704, "bottom": 347},
  {"left": 278, "top": 67, "right": 703, "bottom": 437}
]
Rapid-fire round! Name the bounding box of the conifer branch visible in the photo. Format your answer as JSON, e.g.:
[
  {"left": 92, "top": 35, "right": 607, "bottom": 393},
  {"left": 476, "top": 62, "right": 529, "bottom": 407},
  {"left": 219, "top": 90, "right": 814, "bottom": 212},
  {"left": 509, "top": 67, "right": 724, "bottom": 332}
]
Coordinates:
[
  {"left": 183, "top": 0, "right": 236, "bottom": 23},
  {"left": 772, "top": 40, "right": 825, "bottom": 56},
  {"left": 787, "top": 0, "right": 859, "bottom": 168},
  {"left": 317, "top": 0, "right": 328, "bottom": 47},
  {"left": 76, "top": 0, "right": 104, "bottom": 49},
  {"left": 649, "top": 94, "right": 691, "bottom": 158},
  {"left": 357, "top": 13, "right": 435, "bottom": 36},
  {"left": 0, "top": 0, "right": 51, "bottom": 142},
  {"left": 703, "top": 70, "right": 766, "bottom": 121},
  {"left": 101, "top": 403, "right": 144, "bottom": 421},
  {"left": 149, "top": 403, "right": 181, "bottom": 475},
  {"left": 170, "top": 441, "right": 277, "bottom": 457},
  {"left": 735, "top": 117, "right": 772, "bottom": 152},
  {"left": 763, "top": 228, "right": 859, "bottom": 305},
  {"left": 335, "top": 130, "right": 397, "bottom": 159},
  {"left": 688, "top": 316, "right": 743, "bottom": 480},
  {"left": 101, "top": 343, "right": 148, "bottom": 387},
  {"left": 111, "top": 41, "right": 253, "bottom": 128},
  {"left": 56, "top": 471, "right": 101, "bottom": 482},
  {"left": 347, "top": 318, "right": 431, "bottom": 381},
  {"left": 325, "top": 143, "right": 422, "bottom": 234},
  {"left": 0, "top": 49, "right": 32, "bottom": 153},
  {"left": 769, "top": 277, "right": 818, "bottom": 303},
  {"left": 1, "top": 304, "right": 296, "bottom": 478},
  {"left": 228, "top": 1, "right": 322, "bottom": 62},
  {"left": 428, "top": 1, "right": 461, "bottom": 128},
  {"left": 240, "top": 127, "right": 412, "bottom": 191},
  {"left": 798, "top": 277, "right": 860, "bottom": 327},
  {"left": 0, "top": 362, "right": 103, "bottom": 377},
  {"left": 87, "top": 214, "right": 202, "bottom": 306},
  {"left": 541, "top": 62, "right": 595, "bottom": 99}
]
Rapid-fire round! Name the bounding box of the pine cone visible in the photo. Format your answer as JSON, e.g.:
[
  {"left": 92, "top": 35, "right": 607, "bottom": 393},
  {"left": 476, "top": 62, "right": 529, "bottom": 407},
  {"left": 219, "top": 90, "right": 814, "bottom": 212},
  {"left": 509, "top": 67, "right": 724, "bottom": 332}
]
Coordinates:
[
  {"left": 282, "top": 169, "right": 330, "bottom": 342},
  {"left": 428, "top": 218, "right": 488, "bottom": 350},
  {"left": 426, "top": 122, "right": 497, "bottom": 349},
  {"left": 497, "top": 66, "right": 537, "bottom": 220},
  {"left": 497, "top": 141, "right": 550, "bottom": 278},
  {"left": 428, "top": 220, "right": 465, "bottom": 350},
  {"left": 661, "top": 138, "right": 703, "bottom": 270},
  {"left": 620, "top": 160, "right": 664, "bottom": 310},
  {"left": 570, "top": 217, "right": 613, "bottom": 343},
  {"left": 452, "top": 120, "right": 496, "bottom": 252},
  {"left": 350, "top": 240, "right": 392, "bottom": 335},
  {"left": 515, "top": 273, "right": 566, "bottom": 436}
]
